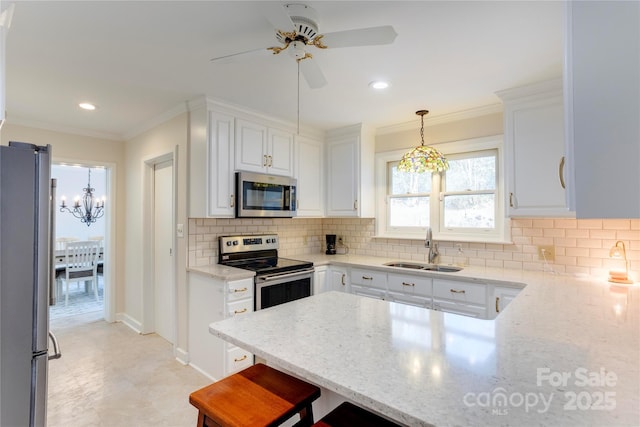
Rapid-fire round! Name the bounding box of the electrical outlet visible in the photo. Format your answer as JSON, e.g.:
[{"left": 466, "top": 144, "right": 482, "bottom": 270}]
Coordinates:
[
  {"left": 338, "top": 236, "right": 344, "bottom": 244},
  {"left": 538, "top": 245, "right": 555, "bottom": 261}
]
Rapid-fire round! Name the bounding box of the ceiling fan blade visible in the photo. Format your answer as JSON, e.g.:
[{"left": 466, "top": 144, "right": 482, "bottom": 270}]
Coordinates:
[
  {"left": 210, "top": 47, "right": 274, "bottom": 64},
  {"left": 299, "top": 58, "right": 327, "bottom": 89},
  {"left": 258, "top": 2, "right": 296, "bottom": 32},
  {"left": 320, "top": 25, "right": 398, "bottom": 48}
]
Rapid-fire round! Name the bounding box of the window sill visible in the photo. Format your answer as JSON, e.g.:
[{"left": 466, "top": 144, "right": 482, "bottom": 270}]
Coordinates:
[{"left": 373, "top": 233, "right": 513, "bottom": 245}]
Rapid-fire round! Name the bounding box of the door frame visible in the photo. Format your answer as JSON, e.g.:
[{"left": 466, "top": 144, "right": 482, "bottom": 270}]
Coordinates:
[
  {"left": 141, "top": 150, "right": 177, "bottom": 346},
  {"left": 52, "top": 158, "right": 117, "bottom": 322}
]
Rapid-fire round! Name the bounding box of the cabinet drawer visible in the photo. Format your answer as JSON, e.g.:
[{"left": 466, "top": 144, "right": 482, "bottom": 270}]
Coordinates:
[
  {"left": 433, "top": 279, "right": 487, "bottom": 305},
  {"left": 226, "top": 299, "right": 253, "bottom": 318},
  {"left": 388, "top": 274, "right": 431, "bottom": 297},
  {"left": 226, "top": 345, "right": 253, "bottom": 375},
  {"left": 350, "top": 268, "right": 387, "bottom": 289},
  {"left": 433, "top": 299, "right": 487, "bottom": 319},
  {"left": 351, "top": 284, "right": 386, "bottom": 300},
  {"left": 226, "top": 279, "right": 253, "bottom": 302},
  {"left": 387, "top": 291, "right": 431, "bottom": 309}
]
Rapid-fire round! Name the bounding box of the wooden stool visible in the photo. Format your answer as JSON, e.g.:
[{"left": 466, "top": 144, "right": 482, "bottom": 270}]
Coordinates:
[
  {"left": 189, "top": 363, "right": 321, "bottom": 427},
  {"left": 313, "top": 402, "right": 402, "bottom": 427}
]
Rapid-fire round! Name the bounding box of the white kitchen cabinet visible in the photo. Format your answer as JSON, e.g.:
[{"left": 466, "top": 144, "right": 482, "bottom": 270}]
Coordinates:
[
  {"left": 387, "top": 273, "right": 431, "bottom": 308},
  {"left": 328, "top": 265, "right": 349, "bottom": 293},
  {"left": 497, "top": 79, "right": 573, "bottom": 217},
  {"left": 491, "top": 285, "right": 522, "bottom": 318},
  {"left": 564, "top": 1, "right": 640, "bottom": 218},
  {"left": 350, "top": 268, "right": 387, "bottom": 300},
  {"left": 188, "top": 99, "right": 236, "bottom": 217},
  {"left": 188, "top": 273, "right": 254, "bottom": 380},
  {"left": 325, "top": 124, "right": 375, "bottom": 217},
  {"left": 313, "top": 266, "right": 327, "bottom": 294},
  {"left": 432, "top": 278, "right": 488, "bottom": 319},
  {"left": 235, "top": 119, "right": 294, "bottom": 177},
  {"left": 295, "top": 135, "right": 324, "bottom": 217}
]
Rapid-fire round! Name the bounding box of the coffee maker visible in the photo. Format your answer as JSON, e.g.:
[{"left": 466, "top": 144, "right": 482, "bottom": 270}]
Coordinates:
[{"left": 325, "top": 234, "right": 337, "bottom": 255}]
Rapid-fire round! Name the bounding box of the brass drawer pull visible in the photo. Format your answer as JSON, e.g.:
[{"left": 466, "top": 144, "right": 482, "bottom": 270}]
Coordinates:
[
  {"left": 496, "top": 297, "right": 500, "bottom": 313},
  {"left": 450, "top": 289, "right": 466, "bottom": 294},
  {"left": 234, "top": 355, "right": 248, "bottom": 362},
  {"left": 402, "top": 282, "right": 415, "bottom": 287},
  {"left": 233, "top": 308, "right": 247, "bottom": 315},
  {"left": 230, "top": 287, "right": 248, "bottom": 293},
  {"left": 559, "top": 156, "right": 566, "bottom": 189},
  {"left": 362, "top": 276, "right": 373, "bottom": 280}
]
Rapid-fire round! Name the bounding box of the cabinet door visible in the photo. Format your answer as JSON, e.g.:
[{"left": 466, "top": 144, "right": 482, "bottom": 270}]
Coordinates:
[
  {"left": 313, "top": 266, "right": 327, "bottom": 294},
  {"left": 235, "top": 119, "right": 267, "bottom": 173},
  {"left": 295, "top": 136, "right": 324, "bottom": 216},
  {"left": 326, "top": 136, "right": 358, "bottom": 217},
  {"left": 267, "top": 128, "right": 294, "bottom": 176},
  {"left": 208, "top": 111, "right": 236, "bottom": 216},
  {"left": 500, "top": 81, "right": 571, "bottom": 217},
  {"left": 328, "top": 266, "right": 349, "bottom": 292},
  {"left": 492, "top": 286, "right": 522, "bottom": 318}
]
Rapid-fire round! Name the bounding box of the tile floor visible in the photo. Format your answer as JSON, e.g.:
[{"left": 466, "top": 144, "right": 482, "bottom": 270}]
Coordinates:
[
  {"left": 48, "top": 312, "right": 210, "bottom": 426},
  {"left": 50, "top": 276, "right": 104, "bottom": 320}
]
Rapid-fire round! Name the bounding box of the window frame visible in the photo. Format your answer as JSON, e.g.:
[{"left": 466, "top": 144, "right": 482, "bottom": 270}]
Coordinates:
[{"left": 375, "top": 135, "right": 510, "bottom": 243}]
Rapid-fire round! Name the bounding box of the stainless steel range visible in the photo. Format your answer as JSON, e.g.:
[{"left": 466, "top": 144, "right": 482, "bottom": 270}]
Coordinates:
[{"left": 219, "top": 234, "right": 314, "bottom": 310}]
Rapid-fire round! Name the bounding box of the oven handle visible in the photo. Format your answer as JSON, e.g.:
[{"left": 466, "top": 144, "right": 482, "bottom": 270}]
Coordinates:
[{"left": 256, "top": 268, "right": 315, "bottom": 283}]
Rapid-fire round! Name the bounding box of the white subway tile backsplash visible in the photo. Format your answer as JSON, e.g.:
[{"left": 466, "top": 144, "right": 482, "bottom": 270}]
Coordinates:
[{"left": 188, "top": 217, "right": 639, "bottom": 281}]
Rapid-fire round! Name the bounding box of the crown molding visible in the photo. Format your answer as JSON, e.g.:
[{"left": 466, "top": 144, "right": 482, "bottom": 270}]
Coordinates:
[
  {"left": 376, "top": 103, "right": 503, "bottom": 136},
  {"left": 4, "top": 116, "right": 123, "bottom": 141}
]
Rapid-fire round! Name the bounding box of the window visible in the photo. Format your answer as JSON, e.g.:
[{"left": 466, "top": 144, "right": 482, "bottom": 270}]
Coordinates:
[{"left": 375, "top": 136, "right": 508, "bottom": 243}]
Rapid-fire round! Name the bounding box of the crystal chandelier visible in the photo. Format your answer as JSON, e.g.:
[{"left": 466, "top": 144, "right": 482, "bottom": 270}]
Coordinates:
[
  {"left": 59, "top": 168, "right": 105, "bottom": 226},
  {"left": 398, "top": 110, "right": 449, "bottom": 173}
]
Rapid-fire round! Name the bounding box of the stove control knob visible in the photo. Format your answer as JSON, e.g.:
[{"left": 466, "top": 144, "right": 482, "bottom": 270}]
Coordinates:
[
  {"left": 232, "top": 240, "right": 239, "bottom": 246},
  {"left": 272, "top": 238, "right": 277, "bottom": 243},
  {"left": 266, "top": 238, "right": 272, "bottom": 243},
  {"left": 226, "top": 241, "right": 232, "bottom": 246}
]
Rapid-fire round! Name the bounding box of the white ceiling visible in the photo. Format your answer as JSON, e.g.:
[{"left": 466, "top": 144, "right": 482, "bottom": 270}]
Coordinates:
[{"left": 5, "top": 1, "right": 564, "bottom": 140}]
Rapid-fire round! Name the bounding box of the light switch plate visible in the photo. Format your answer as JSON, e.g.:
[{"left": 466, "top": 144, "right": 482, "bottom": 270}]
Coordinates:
[{"left": 177, "top": 223, "right": 184, "bottom": 238}]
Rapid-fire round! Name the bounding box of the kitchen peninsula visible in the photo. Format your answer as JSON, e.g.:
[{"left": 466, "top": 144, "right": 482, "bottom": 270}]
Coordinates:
[{"left": 208, "top": 263, "right": 639, "bottom": 426}]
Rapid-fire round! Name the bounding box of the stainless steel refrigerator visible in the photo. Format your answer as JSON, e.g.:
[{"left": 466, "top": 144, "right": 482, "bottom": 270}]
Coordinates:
[{"left": 1, "top": 141, "right": 61, "bottom": 427}]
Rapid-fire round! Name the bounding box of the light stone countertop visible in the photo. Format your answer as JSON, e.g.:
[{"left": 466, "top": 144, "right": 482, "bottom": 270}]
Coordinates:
[
  {"left": 188, "top": 263, "right": 255, "bottom": 281},
  {"left": 207, "top": 254, "right": 640, "bottom": 426}
]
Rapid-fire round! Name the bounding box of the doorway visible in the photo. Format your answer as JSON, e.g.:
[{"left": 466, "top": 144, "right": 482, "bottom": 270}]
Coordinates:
[
  {"left": 141, "top": 151, "right": 176, "bottom": 344},
  {"left": 50, "top": 163, "right": 112, "bottom": 321}
]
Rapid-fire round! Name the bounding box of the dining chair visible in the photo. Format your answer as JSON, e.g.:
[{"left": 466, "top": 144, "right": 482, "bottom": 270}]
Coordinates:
[
  {"left": 61, "top": 240, "right": 101, "bottom": 306},
  {"left": 55, "top": 236, "right": 78, "bottom": 251}
]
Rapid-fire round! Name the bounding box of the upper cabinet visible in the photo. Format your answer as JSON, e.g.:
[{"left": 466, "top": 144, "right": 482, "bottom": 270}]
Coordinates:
[
  {"left": 564, "top": 1, "right": 640, "bottom": 218},
  {"left": 295, "top": 135, "right": 324, "bottom": 217},
  {"left": 325, "top": 124, "right": 375, "bottom": 217},
  {"left": 497, "top": 79, "right": 573, "bottom": 217},
  {"left": 188, "top": 99, "right": 235, "bottom": 218},
  {"left": 235, "top": 119, "right": 294, "bottom": 177}
]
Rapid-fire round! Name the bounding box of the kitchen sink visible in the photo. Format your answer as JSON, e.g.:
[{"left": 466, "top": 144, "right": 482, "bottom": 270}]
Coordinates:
[{"left": 383, "top": 262, "right": 463, "bottom": 272}]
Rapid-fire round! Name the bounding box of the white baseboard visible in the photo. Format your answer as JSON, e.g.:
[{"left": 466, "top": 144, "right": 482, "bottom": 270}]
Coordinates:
[
  {"left": 175, "top": 347, "right": 189, "bottom": 365},
  {"left": 116, "top": 312, "right": 142, "bottom": 334},
  {"left": 188, "top": 362, "right": 217, "bottom": 382}
]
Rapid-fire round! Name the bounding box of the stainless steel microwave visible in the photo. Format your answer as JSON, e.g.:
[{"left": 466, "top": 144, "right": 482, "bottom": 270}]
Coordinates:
[{"left": 236, "top": 171, "right": 297, "bottom": 218}]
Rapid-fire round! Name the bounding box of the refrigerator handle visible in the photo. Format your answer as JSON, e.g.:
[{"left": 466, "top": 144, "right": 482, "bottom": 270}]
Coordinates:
[{"left": 48, "top": 331, "right": 62, "bottom": 360}]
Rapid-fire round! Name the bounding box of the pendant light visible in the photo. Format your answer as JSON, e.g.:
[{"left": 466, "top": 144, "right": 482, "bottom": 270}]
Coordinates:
[{"left": 397, "top": 110, "right": 449, "bottom": 173}]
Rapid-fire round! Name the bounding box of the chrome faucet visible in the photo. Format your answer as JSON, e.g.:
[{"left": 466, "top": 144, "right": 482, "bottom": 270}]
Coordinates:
[{"left": 425, "top": 226, "right": 439, "bottom": 264}]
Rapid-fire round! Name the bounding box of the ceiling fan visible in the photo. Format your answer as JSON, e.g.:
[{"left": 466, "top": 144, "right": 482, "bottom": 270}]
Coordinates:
[{"left": 210, "top": 3, "right": 398, "bottom": 89}]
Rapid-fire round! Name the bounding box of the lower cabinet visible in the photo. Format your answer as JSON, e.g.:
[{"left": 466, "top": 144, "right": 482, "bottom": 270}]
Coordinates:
[
  {"left": 492, "top": 285, "right": 522, "bottom": 318},
  {"left": 188, "top": 273, "right": 254, "bottom": 380},
  {"left": 313, "top": 266, "right": 328, "bottom": 294},
  {"left": 387, "top": 273, "right": 431, "bottom": 308},
  {"left": 432, "top": 278, "right": 488, "bottom": 319},
  {"left": 328, "top": 265, "right": 349, "bottom": 293}
]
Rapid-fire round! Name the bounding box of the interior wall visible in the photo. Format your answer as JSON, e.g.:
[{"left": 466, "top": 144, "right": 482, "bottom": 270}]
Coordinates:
[
  {"left": 376, "top": 112, "right": 503, "bottom": 152},
  {"left": 0, "top": 123, "right": 126, "bottom": 314},
  {"left": 124, "top": 113, "right": 188, "bottom": 353}
]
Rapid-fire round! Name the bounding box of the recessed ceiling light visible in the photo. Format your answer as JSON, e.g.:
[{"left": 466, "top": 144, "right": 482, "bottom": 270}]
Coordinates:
[
  {"left": 79, "top": 102, "right": 96, "bottom": 111},
  {"left": 369, "top": 80, "right": 390, "bottom": 90}
]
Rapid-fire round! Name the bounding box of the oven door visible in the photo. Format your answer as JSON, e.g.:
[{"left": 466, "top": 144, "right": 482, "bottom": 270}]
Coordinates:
[{"left": 255, "top": 269, "right": 313, "bottom": 310}]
